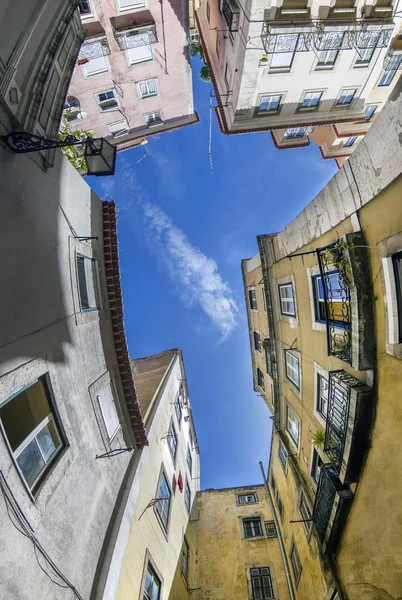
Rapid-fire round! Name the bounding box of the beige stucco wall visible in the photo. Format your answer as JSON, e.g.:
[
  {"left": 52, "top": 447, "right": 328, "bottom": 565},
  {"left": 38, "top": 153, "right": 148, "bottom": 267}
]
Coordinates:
[{"left": 196, "top": 486, "right": 291, "bottom": 600}]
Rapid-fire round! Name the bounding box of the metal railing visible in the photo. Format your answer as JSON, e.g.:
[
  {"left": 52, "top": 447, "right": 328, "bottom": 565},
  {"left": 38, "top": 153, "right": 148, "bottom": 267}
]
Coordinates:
[
  {"left": 115, "top": 25, "right": 157, "bottom": 51},
  {"left": 222, "top": 0, "right": 240, "bottom": 32},
  {"left": 78, "top": 37, "right": 110, "bottom": 60},
  {"left": 324, "top": 370, "right": 364, "bottom": 473},
  {"left": 317, "top": 241, "right": 351, "bottom": 363},
  {"left": 312, "top": 464, "right": 339, "bottom": 542}
]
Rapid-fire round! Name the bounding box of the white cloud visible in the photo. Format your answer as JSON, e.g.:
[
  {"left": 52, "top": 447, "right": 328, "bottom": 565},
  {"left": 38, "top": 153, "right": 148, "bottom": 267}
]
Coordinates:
[{"left": 118, "top": 159, "right": 238, "bottom": 340}]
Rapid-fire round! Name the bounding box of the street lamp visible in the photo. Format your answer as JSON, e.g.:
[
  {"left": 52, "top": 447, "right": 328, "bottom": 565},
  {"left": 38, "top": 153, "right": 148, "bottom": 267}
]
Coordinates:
[{"left": 1, "top": 131, "right": 116, "bottom": 177}]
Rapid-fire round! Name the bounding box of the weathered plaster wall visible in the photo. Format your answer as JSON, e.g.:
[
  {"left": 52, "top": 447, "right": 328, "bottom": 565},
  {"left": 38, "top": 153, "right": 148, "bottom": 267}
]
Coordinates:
[
  {"left": 196, "top": 485, "right": 290, "bottom": 600},
  {"left": 0, "top": 147, "right": 132, "bottom": 600}
]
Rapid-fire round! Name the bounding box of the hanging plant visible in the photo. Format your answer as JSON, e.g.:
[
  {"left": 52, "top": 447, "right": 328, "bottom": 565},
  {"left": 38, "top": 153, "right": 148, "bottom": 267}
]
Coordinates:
[
  {"left": 322, "top": 238, "right": 354, "bottom": 288},
  {"left": 262, "top": 338, "right": 270, "bottom": 351},
  {"left": 312, "top": 428, "right": 325, "bottom": 448}
]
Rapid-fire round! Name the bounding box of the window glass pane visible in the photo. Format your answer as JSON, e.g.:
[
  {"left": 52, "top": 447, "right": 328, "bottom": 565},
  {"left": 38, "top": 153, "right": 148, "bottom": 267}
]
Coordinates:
[
  {"left": 317, "top": 374, "right": 328, "bottom": 416},
  {"left": 16, "top": 439, "right": 45, "bottom": 488},
  {"left": 156, "top": 472, "right": 171, "bottom": 528},
  {"left": 286, "top": 405, "right": 300, "bottom": 443},
  {"left": 364, "top": 104, "right": 376, "bottom": 120},
  {"left": 144, "top": 566, "right": 160, "bottom": 600},
  {"left": 98, "top": 382, "right": 120, "bottom": 440},
  {"left": 36, "top": 421, "right": 58, "bottom": 461},
  {"left": 249, "top": 289, "right": 257, "bottom": 309}
]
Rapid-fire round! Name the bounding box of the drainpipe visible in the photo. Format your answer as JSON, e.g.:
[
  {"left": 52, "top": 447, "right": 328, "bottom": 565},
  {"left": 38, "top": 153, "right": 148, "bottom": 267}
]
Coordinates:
[{"left": 259, "top": 461, "right": 296, "bottom": 600}]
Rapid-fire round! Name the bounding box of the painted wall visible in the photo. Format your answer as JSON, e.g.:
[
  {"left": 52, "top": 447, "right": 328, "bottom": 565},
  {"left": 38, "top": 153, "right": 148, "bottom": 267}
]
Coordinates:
[
  {"left": 195, "top": 485, "right": 291, "bottom": 600},
  {"left": 0, "top": 146, "right": 134, "bottom": 600},
  {"left": 67, "top": 0, "right": 195, "bottom": 144}
]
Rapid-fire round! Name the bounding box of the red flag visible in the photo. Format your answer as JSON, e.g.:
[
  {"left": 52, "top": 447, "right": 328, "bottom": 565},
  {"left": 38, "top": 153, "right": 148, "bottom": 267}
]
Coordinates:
[{"left": 178, "top": 472, "right": 183, "bottom": 493}]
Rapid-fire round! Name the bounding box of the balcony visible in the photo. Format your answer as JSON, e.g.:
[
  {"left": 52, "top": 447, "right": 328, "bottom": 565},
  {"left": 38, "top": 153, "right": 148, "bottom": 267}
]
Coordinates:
[
  {"left": 221, "top": 0, "right": 240, "bottom": 32},
  {"left": 313, "top": 464, "right": 353, "bottom": 551},
  {"left": 114, "top": 24, "right": 157, "bottom": 51},
  {"left": 78, "top": 37, "right": 111, "bottom": 61},
  {"left": 316, "top": 233, "right": 375, "bottom": 371}
]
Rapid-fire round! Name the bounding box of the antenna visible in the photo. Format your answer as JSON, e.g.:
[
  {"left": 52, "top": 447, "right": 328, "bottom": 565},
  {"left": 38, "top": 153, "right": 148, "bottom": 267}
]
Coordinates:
[{"left": 208, "top": 90, "right": 214, "bottom": 173}]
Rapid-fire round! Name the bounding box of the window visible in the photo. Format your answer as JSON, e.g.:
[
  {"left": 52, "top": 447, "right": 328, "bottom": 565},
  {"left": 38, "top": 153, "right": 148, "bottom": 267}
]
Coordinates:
[
  {"left": 0, "top": 377, "right": 64, "bottom": 493},
  {"left": 128, "top": 42, "right": 152, "bottom": 65},
  {"left": 290, "top": 542, "right": 302, "bottom": 585},
  {"left": 265, "top": 521, "right": 277, "bottom": 538},
  {"left": 138, "top": 79, "right": 158, "bottom": 99},
  {"left": 108, "top": 120, "right": 129, "bottom": 138},
  {"left": 155, "top": 469, "right": 171, "bottom": 532},
  {"left": 97, "top": 90, "right": 118, "bottom": 111},
  {"left": 258, "top": 95, "right": 282, "bottom": 113},
  {"left": 167, "top": 420, "right": 178, "bottom": 461},
  {"left": 275, "top": 490, "right": 283, "bottom": 519},
  {"left": 312, "top": 271, "right": 346, "bottom": 324},
  {"left": 181, "top": 537, "right": 189, "bottom": 583},
  {"left": 298, "top": 491, "right": 312, "bottom": 535},
  {"left": 336, "top": 88, "right": 357, "bottom": 106},
  {"left": 185, "top": 479, "right": 191, "bottom": 513},
  {"left": 119, "top": 0, "right": 146, "bottom": 9},
  {"left": 378, "top": 55, "right": 402, "bottom": 87},
  {"left": 393, "top": 251, "right": 402, "bottom": 342},
  {"left": 175, "top": 390, "right": 183, "bottom": 423},
  {"left": 343, "top": 136, "right": 357, "bottom": 148},
  {"left": 187, "top": 446, "right": 192, "bottom": 474},
  {"left": 250, "top": 568, "right": 274, "bottom": 599},
  {"left": 300, "top": 91, "right": 322, "bottom": 109},
  {"left": 249, "top": 289, "right": 258, "bottom": 310},
  {"left": 278, "top": 283, "right": 295, "bottom": 316},
  {"left": 364, "top": 104, "right": 377, "bottom": 120},
  {"left": 79, "top": 0, "right": 92, "bottom": 15},
  {"left": 284, "top": 351, "right": 300, "bottom": 389},
  {"left": 317, "top": 373, "right": 328, "bottom": 418},
  {"left": 257, "top": 368, "right": 265, "bottom": 390},
  {"left": 146, "top": 111, "right": 163, "bottom": 126},
  {"left": 82, "top": 47, "right": 108, "bottom": 76},
  {"left": 261, "top": 287, "right": 267, "bottom": 312},
  {"left": 316, "top": 49, "right": 339, "bottom": 67},
  {"left": 285, "top": 127, "right": 308, "bottom": 139},
  {"left": 270, "top": 475, "right": 276, "bottom": 494},
  {"left": 278, "top": 440, "right": 287, "bottom": 470},
  {"left": 286, "top": 405, "right": 300, "bottom": 445},
  {"left": 97, "top": 381, "right": 120, "bottom": 442},
  {"left": 311, "top": 448, "right": 323, "bottom": 484},
  {"left": 76, "top": 253, "right": 98, "bottom": 311},
  {"left": 254, "top": 331, "right": 262, "bottom": 352},
  {"left": 269, "top": 34, "right": 297, "bottom": 71},
  {"left": 238, "top": 493, "right": 257, "bottom": 504},
  {"left": 243, "top": 517, "right": 263, "bottom": 538},
  {"left": 143, "top": 563, "right": 161, "bottom": 600},
  {"left": 355, "top": 46, "right": 374, "bottom": 65}
]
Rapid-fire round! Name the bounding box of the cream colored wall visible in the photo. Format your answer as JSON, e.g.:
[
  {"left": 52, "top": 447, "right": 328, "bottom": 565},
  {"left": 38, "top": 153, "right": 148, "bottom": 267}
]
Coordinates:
[
  {"left": 115, "top": 356, "right": 200, "bottom": 600},
  {"left": 196, "top": 486, "right": 290, "bottom": 600},
  {"left": 269, "top": 436, "right": 338, "bottom": 599},
  {"left": 334, "top": 175, "right": 402, "bottom": 600}
]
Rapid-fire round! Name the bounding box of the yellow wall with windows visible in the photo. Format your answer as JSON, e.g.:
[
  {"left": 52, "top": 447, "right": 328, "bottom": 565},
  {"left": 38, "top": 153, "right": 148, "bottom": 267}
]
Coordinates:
[{"left": 195, "top": 486, "right": 290, "bottom": 600}]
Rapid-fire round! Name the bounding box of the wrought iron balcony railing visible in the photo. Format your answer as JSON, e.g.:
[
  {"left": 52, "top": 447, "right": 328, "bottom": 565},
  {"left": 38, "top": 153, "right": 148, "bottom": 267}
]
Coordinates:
[
  {"left": 317, "top": 241, "right": 351, "bottom": 363},
  {"left": 222, "top": 0, "right": 240, "bottom": 32},
  {"left": 115, "top": 25, "right": 157, "bottom": 51},
  {"left": 324, "top": 371, "right": 364, "bottom": 473},
  {"left": 313, "top": 464, "right": 339, "bottom": 542},
  {"left": 78, "top": 37, "right": 111, "bottom": 60}
]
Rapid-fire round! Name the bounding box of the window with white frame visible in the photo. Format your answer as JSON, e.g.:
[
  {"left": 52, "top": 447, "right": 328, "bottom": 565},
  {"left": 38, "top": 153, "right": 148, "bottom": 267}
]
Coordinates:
[
  {"left": 311, "top": 447, "right": 323, "bottom": 484},
  {"left": 82, "top": 44, "right": 108, "bottom": 76},
  {"left": 167, "top": 419, "right": 178, "bottom": 461},
  {"left": 76, "top": 253, "right": 99, "bottom": 311},
  {"left": 265, "top": 521, "right": 277, "bottom": 538},
  {"left": 138, "top": 78, "right": 158, "bottom": 99},
  {"left": 343, "top": 136, "right": 357, "bottom": 148},
  {"left": 290, "top": 542, "right": 302, "bottom": 585},
  {"left": 249, "top": 289, "right": 258, "bottom": 310},
  {"left": 79, "top": 0, "right": 93, "bottom": 16},
  {"left": 364, "top": 104, "right": 377, "bottom": 120},
  {"left": 278, "top": 282, "right": 296, "bottom": 316},
  {"left": 312, "top": 271, "right": 347, "bottom": 324},
  {"left": 284, "top": 350, "right": 300, "bottom": 389},
  {"left": 278, "top": 440, "right": 287, "bottom": 470},
  {"left": 285, "top": 127, "right": 308, "bottom": 139},
  {"left": 0, "top": 376, "right": 64, "bottom": 493},
  {"left": 316, "top": 49, "right": 339, "bottom": 67},
  {"left": 257, "top": 368, "right": 265, "bottom": 390},
  {"left": 145, "top": 111, "right": 163, "bottom": 126},
  {"left": 317, "top": 373, "right": 328, "bottom": 418},
  {"left": 378, "top": 55, "right": 402, "bottom": 87},
  {"left": 119, "top": 0, "right": 146, "bottom": 9},
  {"left": 355, "top": 46, "right": 375, "bottom": 65},
  {"left": 250, "top": 567, "right": 274, "bottom": 599},
  {"left": 127, "top": 41, "right": 152, "bottom": 65},
  {"left": 286, "top": 404, "right": 300, "bottom": 445},
  {"left": 258, "top": 94, "right": 281, "bottom": 113},
  {"left": 97, "top": 381, "right": 120, "bottom": 442},
  {"left": 243, "top": 517, "right": 263, "bottom": 538},
  {"left": 185, "top": 479, "right": 191, "bottom": 513},
  {"left": 108, "top": 120, "right": 129, "bottom": 138},
  {"left": 97, "top": 90, "right": 118, "bottom": 111},
  {"left": 300, "top": 91, "right": 322, "bottom": 109},
  {"left": 298, "top": 490, "right": 312, "bottom": 535},
  {"left": 254, "top": 331, "right": 262, "bottom": 352},
  {"left": 143, "top": 563, "right": 161, "bottom": 600},
  {"left": 336, "top": 88, "right": 357, "bottom": 106},
  {"left": 154, "top": 468, "right": 171, "bottom": 532},
  {"left": 237, "top": 493, "right": 257, "bottom": 504}
]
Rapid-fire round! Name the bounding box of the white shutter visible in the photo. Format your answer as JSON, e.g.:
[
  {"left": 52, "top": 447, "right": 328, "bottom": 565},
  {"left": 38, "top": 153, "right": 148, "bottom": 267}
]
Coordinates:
[
  {"left": 83, "top": 55, "right": 108, "bottom": 76},
  {"left": 271, "top": 52, "right": 293, "bottom": 68},
  {"left": 84, "top": 258, "right": 97, "bottom": 308},
  {"left": 97, "top": 382, "right": 120, "bottom": 441},
  {"left": 119, "top": 0, "right": 145, "bottom": 7},
  {"left": 128, "top": 44, "right": 152, "bottom": 64},
  {"left": 108, "top": 120, "right": 128, "bottom": 137}
]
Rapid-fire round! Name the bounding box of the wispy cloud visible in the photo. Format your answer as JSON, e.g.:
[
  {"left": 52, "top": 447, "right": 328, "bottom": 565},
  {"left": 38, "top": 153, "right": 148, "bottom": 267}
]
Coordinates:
[
  {"left": 117, "top": 159, "right": 238, "bottom": 340},
  {"left": 151, "top": 147, "right": 186, "bottom": 201}
]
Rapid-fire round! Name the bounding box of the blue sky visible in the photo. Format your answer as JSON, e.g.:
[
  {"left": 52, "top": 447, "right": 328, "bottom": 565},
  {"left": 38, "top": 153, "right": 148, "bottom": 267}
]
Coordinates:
[{"left": 87, "top": 56, "right": 337, "bottom": 490}]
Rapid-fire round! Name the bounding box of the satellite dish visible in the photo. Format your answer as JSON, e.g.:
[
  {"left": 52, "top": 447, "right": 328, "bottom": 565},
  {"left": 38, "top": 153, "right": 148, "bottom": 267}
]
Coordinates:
[{"left": 77, "top": 111, "right": 87, "bottom": 119}]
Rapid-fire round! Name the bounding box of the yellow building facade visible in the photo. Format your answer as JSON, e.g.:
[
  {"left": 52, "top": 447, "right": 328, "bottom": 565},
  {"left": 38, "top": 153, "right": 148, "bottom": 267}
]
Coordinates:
[
  {"left": 242, "top": 82, "right": 402, "bottom": 599},
  {"left": 195, "top": 485, "right": 291, "bottom": 600}
]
